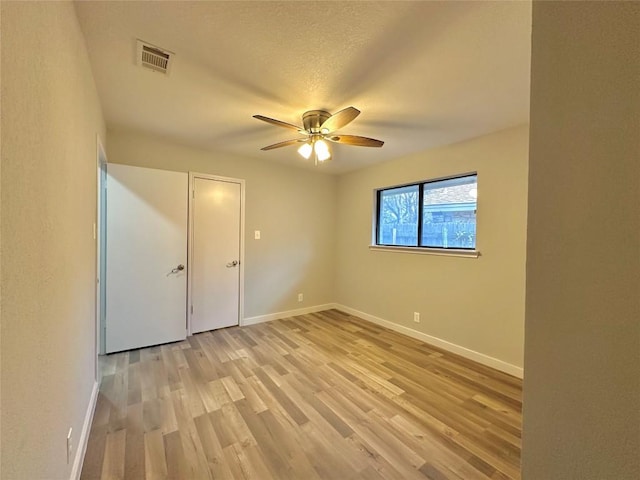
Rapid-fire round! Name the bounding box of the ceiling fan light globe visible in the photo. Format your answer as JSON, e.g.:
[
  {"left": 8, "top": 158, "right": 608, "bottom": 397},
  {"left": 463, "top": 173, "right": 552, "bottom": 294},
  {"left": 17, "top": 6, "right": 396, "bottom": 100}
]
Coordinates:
[
  {"left": 314, "top": 139, "right": 330, "bottom": 160},
  {"left": 298, "top": 142, "right": 313, "bottom": 159},
  {"left": 317, "top": 151, "right": 331, "bottom": 162},
  {"left": 317, "top": 150, "right": 331, "bottom": 162}
]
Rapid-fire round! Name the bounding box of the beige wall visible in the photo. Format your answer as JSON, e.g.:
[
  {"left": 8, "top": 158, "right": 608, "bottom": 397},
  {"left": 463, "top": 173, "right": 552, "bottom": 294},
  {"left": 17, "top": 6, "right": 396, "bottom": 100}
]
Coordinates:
[
  {"left": 335, "top": 125, "right": 529, "bottom": 372},
  {"left": 107, "top": 129, "right": 337, "bottom": 318},
  {"left": 523, "top": 2, "right": 640, "bottom": 478},
  {"left": 1, "top": 2, "right": 106, "bottom": 479}
]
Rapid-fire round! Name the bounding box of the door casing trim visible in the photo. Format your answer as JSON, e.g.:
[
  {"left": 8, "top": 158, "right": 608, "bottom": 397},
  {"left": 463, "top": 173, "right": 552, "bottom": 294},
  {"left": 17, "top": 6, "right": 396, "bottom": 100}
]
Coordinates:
[{"left": 95, "top": 135, "right": 107, "bottom": 368}]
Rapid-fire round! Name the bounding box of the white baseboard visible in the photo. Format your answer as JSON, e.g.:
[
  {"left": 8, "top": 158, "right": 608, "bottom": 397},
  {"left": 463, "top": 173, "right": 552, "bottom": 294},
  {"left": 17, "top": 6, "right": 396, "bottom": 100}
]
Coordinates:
[
  {"left": 242, "top": 303, "right": 337, "bottom": 326},
  {"left": 334, "top": 304, "right": 524, "bottom": 379},
  {"left": 70, "top": 380, "right": 99, "bottom": 480}
]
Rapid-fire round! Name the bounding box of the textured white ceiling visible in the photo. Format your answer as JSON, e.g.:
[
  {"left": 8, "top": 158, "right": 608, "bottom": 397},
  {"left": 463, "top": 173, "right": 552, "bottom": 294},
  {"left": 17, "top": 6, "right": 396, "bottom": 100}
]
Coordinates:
[{"left": 75, "top": 1, "right": 531, "bottom": 174}]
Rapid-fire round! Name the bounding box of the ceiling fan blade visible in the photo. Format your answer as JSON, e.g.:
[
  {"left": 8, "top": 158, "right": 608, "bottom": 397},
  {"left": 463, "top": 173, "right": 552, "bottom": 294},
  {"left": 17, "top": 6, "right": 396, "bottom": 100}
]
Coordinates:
[
  {"left": 319, "top": 107, "right": 360, "bottom": 133},
  {"left": 260, "top": 138, "right": 306, "bottom": 151},
  {"left": 253, "top": 115, "right": 303, "bottom": 132},
  {"left": 326, "top": 135, "right": 384, "bottom": 148}
]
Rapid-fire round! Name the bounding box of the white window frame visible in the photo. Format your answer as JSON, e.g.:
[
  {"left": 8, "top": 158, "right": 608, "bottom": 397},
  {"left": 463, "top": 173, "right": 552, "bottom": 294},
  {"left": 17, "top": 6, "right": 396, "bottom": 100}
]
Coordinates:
[{"left": 371, "top": 173, "right": 480, "bottom": 258}]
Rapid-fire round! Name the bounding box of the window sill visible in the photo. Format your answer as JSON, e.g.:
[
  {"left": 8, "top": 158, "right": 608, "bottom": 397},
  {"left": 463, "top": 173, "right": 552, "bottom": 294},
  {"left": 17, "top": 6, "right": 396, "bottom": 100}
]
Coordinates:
[{"left": 369, "top": 245, "right": 480, "bottom": 258}]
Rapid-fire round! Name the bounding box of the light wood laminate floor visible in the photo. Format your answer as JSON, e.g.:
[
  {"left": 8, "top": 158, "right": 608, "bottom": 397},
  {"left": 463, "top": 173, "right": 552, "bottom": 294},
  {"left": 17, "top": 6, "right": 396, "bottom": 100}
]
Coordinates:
[{"left": 81, "top": 309, "right": 522, "bottom": 479}]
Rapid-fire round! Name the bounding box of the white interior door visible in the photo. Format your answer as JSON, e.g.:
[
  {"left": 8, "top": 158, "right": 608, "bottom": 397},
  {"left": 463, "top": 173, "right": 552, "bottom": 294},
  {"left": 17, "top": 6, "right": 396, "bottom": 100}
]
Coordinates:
[
  {"left": 190, "top": 176, "right": 241, "bottom": 333},
  {"left": 106, "top": 164, "right": 188, "bottom": 353}
]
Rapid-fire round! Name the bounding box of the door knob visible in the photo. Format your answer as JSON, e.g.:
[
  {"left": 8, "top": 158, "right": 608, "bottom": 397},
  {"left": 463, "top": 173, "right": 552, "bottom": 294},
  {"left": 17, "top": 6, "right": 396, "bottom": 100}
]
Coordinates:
[
  {"left": 167, "top": 264, "right": 185, "bottom": 275},
  {"left": 226, "top": 260, "right": 239, "bottom": 268}
]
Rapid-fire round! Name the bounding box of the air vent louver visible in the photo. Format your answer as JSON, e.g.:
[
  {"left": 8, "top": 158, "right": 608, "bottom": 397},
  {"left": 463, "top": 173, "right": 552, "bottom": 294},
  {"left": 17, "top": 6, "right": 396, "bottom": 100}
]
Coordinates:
[{"left": 136, "top": 40, "right": 173, "bottom": 75}]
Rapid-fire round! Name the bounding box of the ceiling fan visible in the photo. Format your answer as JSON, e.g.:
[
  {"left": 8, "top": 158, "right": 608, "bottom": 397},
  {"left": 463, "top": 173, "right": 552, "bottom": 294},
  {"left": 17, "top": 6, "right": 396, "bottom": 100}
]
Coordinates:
[{"left": 253, "top": 107, "right": 384, "bottom": 165}]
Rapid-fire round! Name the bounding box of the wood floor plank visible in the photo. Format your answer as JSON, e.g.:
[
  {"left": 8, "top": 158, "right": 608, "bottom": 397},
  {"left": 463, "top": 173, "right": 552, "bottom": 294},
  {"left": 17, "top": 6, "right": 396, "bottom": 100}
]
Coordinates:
[
  {"left": 286, "top": 374, "right": 354, "bottom": 438},
  {"left": 236, "top": 374, "right": 269, "bottom": 414},
  {"left": 143, "top": 429, "right": 167, "bottom": 480},
  {"left": 81, "top": 423, "right": 107, "bottom": 480},
  {"left": 82, "top": 309, "right": 522, "bottom": 479},
  {"left": 221, "top": 375, "right": 245, "bottom": 402},
  {"left": 388, "top": 412, "right": 492, "bottom": 480},
  {"left": 222, "top": 441, "right": 274, "bottom": 480},
  {"left": 234, "top": 398, "right": 291, "bottom": 478},
  {"left": 350, "top": 420, "right": 426, "bottom": 480},
  {"left": 176, "top": 362, "right": 206, "bottom": 418},
  {"left": 192, "top": 412, "right": 236, "bottom": 479},
  {"left": 253, "top": 367, "right": 309, "bottom": 426},
  {"left": 344, "top": 434, "right": 406, "bottom": 479},
  {"left": 123, "top": 403, "right": 145, "bottom": 480},
  {"left": 126, "top": 363, "right": 141, "bottom": 406},
  {"left": 160, "top": 345, "right": 182, "bottom": 392},
  {"left": 258, "top": 408, "right": 323, "bottom": 480},
  {"left": 170, "top": 390, "right": 214, "bottom": 480},
  {"left": 141, "top": 398, "right": 162, "bottom": 433},
  {"left": 163, "top": 430, "right": 189, "bottom": 479},
  {"left": 100, "top": 429, "right": 126, "bottom": 480},
  {"left": 296, "top": 421, "right": 360, "bottom": 479}
]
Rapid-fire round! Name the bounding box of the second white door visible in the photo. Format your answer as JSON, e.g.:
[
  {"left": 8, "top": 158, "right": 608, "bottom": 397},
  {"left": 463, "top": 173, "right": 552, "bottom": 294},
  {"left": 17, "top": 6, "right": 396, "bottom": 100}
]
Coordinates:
[{"left": 190, "top": 176, "right": 242, "bottom": 333}]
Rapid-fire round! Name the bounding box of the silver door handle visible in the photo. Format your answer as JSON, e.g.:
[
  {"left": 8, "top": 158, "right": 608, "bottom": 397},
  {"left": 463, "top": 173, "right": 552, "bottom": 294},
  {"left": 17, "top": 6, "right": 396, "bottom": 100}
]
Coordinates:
[
  {"left": 226, "top": 260, "right": 239, "bottom": 268},
  {"left": 167, "top": 264, "right": 185, "bottom": 275}
]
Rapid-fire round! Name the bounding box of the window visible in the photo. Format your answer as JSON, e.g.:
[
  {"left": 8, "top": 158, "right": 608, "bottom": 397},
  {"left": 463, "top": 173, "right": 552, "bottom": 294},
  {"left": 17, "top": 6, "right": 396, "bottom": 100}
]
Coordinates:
[{"left": 376, "top": 173, "right": 477, "bottom": 250}]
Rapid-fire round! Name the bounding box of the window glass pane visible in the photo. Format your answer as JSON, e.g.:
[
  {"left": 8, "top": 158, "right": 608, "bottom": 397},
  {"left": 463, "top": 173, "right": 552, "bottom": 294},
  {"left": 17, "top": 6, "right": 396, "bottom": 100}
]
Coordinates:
[
  {"left": 422, "top": 175, "right": 477, "bottom": 249},
  {"left": 378, "top": 185, "right": 419, "bottom": 246}
]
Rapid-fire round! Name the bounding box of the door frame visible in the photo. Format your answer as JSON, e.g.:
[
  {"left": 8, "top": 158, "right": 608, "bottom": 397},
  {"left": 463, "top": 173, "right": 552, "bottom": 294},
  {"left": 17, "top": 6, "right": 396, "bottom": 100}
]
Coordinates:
[
  {"left": 187, "top": 172, "right": 245, "bottom": 335},
  {"left": 95, "top": 135, "right": 107, "bottom": 378}
]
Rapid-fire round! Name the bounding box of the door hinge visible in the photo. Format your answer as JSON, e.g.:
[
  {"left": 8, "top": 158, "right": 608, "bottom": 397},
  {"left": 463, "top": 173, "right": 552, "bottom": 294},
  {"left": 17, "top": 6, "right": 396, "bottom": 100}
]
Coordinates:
[
  {"left": 192, "top": 189, "right": 195, "bottom": 199},
  {"left": 190, "top": 305, "right": 193, "bottom": 314}
]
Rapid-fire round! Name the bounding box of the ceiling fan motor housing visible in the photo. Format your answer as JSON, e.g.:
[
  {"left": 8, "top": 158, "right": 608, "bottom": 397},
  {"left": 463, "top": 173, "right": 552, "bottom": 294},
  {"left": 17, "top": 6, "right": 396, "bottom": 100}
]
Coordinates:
[{"left": 302, "top": 110, "right": 332, "bottom": 133}]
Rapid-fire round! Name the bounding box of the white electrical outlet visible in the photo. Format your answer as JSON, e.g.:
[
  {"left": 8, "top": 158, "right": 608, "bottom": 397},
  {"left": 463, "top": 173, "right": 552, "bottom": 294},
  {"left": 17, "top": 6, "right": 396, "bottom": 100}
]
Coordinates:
[
  {"left": 254, "top": 230, "right": 261, "bottom": 240},
  {"left": 413, "top": 312, "right": 420, "bottom": 323},
  {"left": 298, "top": 293, "right": 303, "bottom": 302},
  {"left": 67, "top": 428, "right": 73, "bottom": 464}
]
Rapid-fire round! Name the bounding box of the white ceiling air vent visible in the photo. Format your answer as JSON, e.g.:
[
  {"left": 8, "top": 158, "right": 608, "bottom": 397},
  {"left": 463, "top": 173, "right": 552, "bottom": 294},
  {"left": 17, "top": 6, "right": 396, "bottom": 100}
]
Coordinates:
[{"left": 136, "top": 39, "right": 173, "bottom": 75}]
